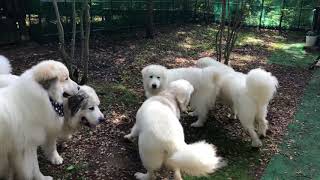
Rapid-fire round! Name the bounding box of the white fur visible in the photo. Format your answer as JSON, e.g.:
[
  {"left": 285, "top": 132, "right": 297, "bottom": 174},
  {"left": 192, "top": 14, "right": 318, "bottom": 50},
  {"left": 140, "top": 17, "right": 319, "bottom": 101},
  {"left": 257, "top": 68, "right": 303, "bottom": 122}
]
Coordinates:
[
  {"left": 0, "top": 55, "right": 19, "bottom": 87},
  {"left": 0, "top": 60, "right": 79, "bottom": 180},
  {"left": 43, "top": 85, "right": 104, "bottom": 166},
  {"left": 0, "top": 55, "right": 12, "bottom": 74},
  {"left": 141, "top": 64, "right": 222, "bottom": 127},
  {"left": 196, "top": 57, "right": 234, "bottom": 72},
  {"left": 196, "top": 58, "right": 278, "bottom": 147},
  {"left": 125, "top": 80, "right": 225, "bottom": 179}
]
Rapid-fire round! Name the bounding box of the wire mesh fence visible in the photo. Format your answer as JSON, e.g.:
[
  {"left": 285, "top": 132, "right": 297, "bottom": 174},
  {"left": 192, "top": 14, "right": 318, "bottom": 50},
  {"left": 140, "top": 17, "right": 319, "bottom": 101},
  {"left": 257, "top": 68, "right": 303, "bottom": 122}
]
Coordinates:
[{"left": 8, "top": 0, "right": 320, "bottom": 41}]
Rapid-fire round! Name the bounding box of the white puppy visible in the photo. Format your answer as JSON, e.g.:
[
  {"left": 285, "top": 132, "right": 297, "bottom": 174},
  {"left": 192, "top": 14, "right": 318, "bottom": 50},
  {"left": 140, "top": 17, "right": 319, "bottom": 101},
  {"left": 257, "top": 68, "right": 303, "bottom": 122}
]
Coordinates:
[
  {"left": 0, "top": 60, "right": 79, "bottom": 180},
  {"left": 125, "top": 80, "right": 225, "bottom": 180},
  {"left": 196, "top": 57, "right": 278, "bottom": 147},
  {"left": 141, "top": 64, "right": 222, "bottom": 127}
]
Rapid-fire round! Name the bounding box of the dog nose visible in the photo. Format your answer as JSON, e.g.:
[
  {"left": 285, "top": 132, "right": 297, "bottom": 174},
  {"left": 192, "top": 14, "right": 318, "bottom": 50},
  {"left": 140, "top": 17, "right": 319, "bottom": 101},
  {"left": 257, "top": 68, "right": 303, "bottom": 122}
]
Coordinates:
[
  {"left": 98, "top": 117, "right": 105, "bottom": 123},
  {"left": 152, "top": 84, "right": 157, "bottom": 89},
  {"left": 77, "top": 86, "right": 80, "bottom": 90}
]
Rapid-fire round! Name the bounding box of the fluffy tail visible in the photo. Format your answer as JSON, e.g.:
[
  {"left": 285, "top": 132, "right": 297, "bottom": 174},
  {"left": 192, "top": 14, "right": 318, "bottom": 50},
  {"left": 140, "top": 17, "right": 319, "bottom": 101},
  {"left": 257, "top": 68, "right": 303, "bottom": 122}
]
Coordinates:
[
  {"left": 167, "top": 141, "right": 226, "bottom": 176},
  {"left": 246, "top": 68, "right": 279, "bottom": 105},
  {"left": 0, "top": 55, "right": 12, "bottom": 74}
]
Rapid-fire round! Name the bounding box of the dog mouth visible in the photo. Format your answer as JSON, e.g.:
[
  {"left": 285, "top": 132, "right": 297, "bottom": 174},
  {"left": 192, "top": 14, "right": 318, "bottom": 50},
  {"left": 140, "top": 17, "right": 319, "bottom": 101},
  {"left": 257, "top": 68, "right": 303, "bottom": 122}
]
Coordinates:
[
  {"left": 80, "top": 117, "right": 96, "bottom": 128},
  {"left": 63, "top": 92, "right": 71, "bottom": 98}
]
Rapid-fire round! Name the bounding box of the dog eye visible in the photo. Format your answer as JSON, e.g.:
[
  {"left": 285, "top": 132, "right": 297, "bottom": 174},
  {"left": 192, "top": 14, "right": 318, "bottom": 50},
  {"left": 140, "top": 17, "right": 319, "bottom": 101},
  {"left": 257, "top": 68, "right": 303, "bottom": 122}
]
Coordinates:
[
  {"left": 157, "top": 77, "right": 160, "bottom": 79},
  {"left": 149, "top": 76, "right": 153, "bottom": 79},
  {"left": 89, "top": 107, "right": 95, "bottom": 111}
]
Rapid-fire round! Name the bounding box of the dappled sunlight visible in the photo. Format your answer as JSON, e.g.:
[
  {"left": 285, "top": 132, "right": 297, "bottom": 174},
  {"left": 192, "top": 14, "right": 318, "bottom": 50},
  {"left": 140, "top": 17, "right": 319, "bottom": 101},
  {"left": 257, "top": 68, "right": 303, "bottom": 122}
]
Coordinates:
[
  {"left": 238, "top": 36, "right": 264, "bottom": 46},
  {"left": 233, "top": 53, "right": 260, "bottom": 62},
  {"left": 109, "top": 111, "right": 130, "bottom": 125}
]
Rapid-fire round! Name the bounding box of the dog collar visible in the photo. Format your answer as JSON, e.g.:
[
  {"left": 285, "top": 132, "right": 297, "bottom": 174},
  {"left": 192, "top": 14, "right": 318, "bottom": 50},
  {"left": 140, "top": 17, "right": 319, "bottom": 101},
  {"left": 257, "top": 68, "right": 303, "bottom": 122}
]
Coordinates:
[{"left": 49, "top": 98, "right": 64, "bottom": 117}]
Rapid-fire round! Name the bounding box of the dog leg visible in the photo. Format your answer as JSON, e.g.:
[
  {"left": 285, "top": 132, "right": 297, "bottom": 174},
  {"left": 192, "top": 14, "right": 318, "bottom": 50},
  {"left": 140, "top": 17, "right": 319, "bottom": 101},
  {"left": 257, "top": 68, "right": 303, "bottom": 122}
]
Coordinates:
[
  {"left": 13, "top": 147, "right": 53, "bottom": 180},
  {"left": 238, "top": 111, "right": 262, "bottom": 147},
  {"left": 134, "top": 171, "right": 154, "bottom": 180},
  {"left": 42, "top": 136, "right": 63, "bottom": 165},
  {"left": 256, "top": 105, "right": 268, "bottom": 137},
  {"left": 174, "top": 169, "right": 183, "bottom": 180},
  {"left": 190, "top": 107, "right": 208, "bottom": 128},
  {"left": 124, "top": 123, "right": 139, "bottom": 141}
]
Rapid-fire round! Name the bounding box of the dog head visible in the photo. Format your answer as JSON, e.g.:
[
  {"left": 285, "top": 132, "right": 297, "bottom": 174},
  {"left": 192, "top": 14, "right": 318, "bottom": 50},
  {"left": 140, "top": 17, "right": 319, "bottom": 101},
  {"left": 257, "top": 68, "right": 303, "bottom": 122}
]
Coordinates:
[
  {"left": 168, "top": 80, "right": 194, "bottom": 112},
  {"left": 141, "top": 65, "right": 168, "bottom": 97},
  {"left": 31, "top": 60, "right": 79, "bottom": 104},
  {"left": 67, "top": 85, "right": 104, "bottom": 128}
]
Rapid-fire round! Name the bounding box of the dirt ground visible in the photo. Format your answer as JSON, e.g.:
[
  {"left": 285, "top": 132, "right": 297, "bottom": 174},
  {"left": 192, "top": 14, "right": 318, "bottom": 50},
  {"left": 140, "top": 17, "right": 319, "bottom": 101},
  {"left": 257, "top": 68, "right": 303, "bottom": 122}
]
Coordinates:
[{"left": 0, "top": 24, "right": 314, "bottom": 179}]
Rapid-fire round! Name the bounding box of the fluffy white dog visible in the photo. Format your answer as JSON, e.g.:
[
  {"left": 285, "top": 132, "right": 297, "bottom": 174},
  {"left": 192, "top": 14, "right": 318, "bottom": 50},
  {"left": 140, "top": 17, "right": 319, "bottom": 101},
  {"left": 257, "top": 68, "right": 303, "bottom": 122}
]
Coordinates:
[
  {"left": 0, "top": 59, "right": 79, "bottom": 180},
  {"left": 196, "top": 57, "right": 279, "bottom": 147},
  {"left": 125, "top": 80, "right": 225, "bottom": 180},
  {"left": 141, "top": 64, "right": 222, "bottom": 127},
  {"left": 0, "top": 58, "right": 104, "bottom": 166}
]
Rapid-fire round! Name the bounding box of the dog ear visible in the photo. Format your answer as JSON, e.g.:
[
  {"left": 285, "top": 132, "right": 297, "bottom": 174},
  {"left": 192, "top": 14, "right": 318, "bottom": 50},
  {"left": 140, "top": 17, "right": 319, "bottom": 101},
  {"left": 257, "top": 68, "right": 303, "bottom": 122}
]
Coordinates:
[
  {"left": 175, "top": 88, "right": 192, "bottom": 112},
  {"left": 39, "top": 77, "right": 58, "bottom": 90},
  {"left": 141, "top": 67, "right": 148, "bottom": 78},
  {"left": 68, "top": 94, "right": 87, "bottom": 116}
]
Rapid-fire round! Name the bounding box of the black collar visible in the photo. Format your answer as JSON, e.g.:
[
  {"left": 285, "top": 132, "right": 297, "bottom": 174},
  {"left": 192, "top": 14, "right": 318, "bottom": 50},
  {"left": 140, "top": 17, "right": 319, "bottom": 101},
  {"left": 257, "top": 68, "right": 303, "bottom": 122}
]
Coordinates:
[{"left": 49, "top": 97, "right": 64, "bottom": 117}]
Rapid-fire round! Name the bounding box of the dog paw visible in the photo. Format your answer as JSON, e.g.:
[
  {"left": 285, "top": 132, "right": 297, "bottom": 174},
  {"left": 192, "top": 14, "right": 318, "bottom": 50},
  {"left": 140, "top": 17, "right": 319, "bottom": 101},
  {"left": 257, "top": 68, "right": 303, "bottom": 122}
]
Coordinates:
[
  {"left": 191, "top": 121, "right": 204, "bottom": 127},
  {"left": 251, "top": 139, "right": 262, "bottom": 147},
  {"left": 124, "top": 134, "right": 134, "bottom": 141},
  {"left": 49, "top": 153, "right": 63, "bottom": 165},
  {"left": 188, "top": 111, "right": 197, "bottom": 117},
  {"left": 134, "top": 172, "right": 148, "bottom": 180}
]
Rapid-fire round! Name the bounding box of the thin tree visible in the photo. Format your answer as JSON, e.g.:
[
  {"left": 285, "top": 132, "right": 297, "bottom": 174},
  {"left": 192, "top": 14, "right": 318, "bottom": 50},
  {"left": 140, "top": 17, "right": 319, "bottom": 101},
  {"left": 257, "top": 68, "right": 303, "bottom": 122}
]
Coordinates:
[
  {"left": 52, "top": 0, "right": 91, "bottom": 84},
  {"left": 215, "top": 0, "right": 246, "bottom": 65}
]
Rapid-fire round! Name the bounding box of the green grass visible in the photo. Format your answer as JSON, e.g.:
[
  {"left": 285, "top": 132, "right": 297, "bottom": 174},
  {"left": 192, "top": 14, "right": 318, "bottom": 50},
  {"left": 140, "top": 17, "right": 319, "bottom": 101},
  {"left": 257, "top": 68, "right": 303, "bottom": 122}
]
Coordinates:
[
  {"left": 89, "top": 81, "right": 140, "bottom": 108},
  {"left": 262, "top": 69, "right": 320, "bottom": 180},
  {"left": 268, "top": 43, "right": 318, "bottom": 68}
]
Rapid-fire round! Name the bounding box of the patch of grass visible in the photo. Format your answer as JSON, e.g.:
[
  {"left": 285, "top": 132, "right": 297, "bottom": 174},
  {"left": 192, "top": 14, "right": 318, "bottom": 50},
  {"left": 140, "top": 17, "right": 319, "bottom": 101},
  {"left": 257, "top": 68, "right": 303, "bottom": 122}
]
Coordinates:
[
  {"left": 89, "top": 81, "right": 139, "bottom": 108},
  {"left": 268, "top": 43, "right": 317, "bottom": 67}
]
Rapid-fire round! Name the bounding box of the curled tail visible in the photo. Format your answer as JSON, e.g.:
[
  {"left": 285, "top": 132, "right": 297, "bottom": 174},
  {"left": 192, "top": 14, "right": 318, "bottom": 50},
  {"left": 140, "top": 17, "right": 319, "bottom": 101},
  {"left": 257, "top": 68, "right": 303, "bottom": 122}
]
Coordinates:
[
  {"left": 246, "top": 68, "right": 278, "bottom": 105},
  {"left": 167, "top": 141, "right": 226, "bottom": 176},
  {"left": 0, "top": 55, "right": 12, "bottom": 74}
]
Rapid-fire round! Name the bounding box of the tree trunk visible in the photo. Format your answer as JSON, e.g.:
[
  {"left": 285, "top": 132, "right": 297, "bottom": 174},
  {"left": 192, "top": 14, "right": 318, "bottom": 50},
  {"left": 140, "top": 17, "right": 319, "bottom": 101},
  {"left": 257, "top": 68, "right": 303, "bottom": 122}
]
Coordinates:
[
  {"left": 80, "top": 0, "right": 91, "bottom": 85},
  {"left": 216, "top": 0, "right": 226, "bottom": 62},
  {"left": 145, "top": 0, "right": 154, "bottom": 39},
  {"left": 52, "top": 0, "right": 72, "bottom": 74},
  {"left": 71, "top": 0, "right": 76, "bottom": 62}
]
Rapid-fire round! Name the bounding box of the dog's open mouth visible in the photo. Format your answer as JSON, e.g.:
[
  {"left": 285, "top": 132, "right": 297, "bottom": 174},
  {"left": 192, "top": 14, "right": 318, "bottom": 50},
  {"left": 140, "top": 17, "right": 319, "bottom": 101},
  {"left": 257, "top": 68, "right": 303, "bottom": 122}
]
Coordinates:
[
  {"left": 80, "top": 117, "right": 96, "bottom": 128},
  {"left": 63, "top": 92, "right": 71, "bottom": 98}
]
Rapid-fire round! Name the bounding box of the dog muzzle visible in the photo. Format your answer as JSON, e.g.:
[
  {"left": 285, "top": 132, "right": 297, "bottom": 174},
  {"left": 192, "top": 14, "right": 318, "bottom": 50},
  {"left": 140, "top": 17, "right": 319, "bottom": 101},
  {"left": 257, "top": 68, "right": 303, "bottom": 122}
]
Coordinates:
[{"left": 50, "top": 98, "right": 64, "bottom": 117}]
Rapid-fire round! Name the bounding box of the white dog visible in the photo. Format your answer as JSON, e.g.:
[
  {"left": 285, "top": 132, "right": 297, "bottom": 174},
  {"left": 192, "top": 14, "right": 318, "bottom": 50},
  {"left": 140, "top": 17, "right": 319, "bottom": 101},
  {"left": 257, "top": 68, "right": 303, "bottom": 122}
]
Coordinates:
[
  {"left": 141, "top": 64, "right": 222, "bottom": 127},
  {"left": 196, "top": 57, "right": 279, "bottom": 147},
  {"left": 125, "top": 80, "right": 225, "bottom": 180},
  {"left": 42, "top": 85, "right": 105, "bottom": 165},
  {"left": 0, "top": 59, "right": 79, "bottom": 180},
  {"left": 0, "top": 58, "right": 105, "bottom": 165}
]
